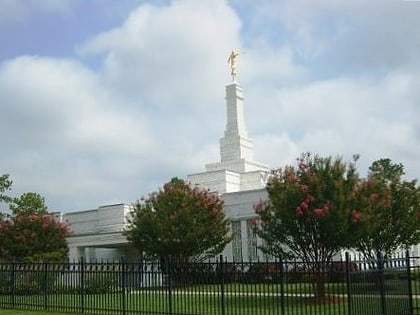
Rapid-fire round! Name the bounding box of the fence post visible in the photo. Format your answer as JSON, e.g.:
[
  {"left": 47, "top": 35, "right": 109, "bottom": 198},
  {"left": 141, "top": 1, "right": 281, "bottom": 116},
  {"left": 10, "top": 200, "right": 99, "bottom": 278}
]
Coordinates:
[
  {"left": 80, "top": 257, "right": 85, "bottom": 314},
  {"left": 10, "top": 259, "right": 15, "bottom": 309},
  {"left": 279, "top": 257, "right": 285, "bottom": 315},
  {"left": 43, "top": 260, "right": 48, "bottom": 311},
  {"left": 406, "top": 250, "right": 414, "bottom": 315},
  {"left": 219, "top": 255, "right": 225, "bottom": 315},
  {"left": 166, "top": 256, "right": 173, "bottom": 315},
  {"left": 378, "top": 252, "right": 387, "bottom": 315},
  {"left": 120, "top": 257, "right": 126, "bottom": 315},
  {"left": 345, "top": 252, "right": 352, "bottom": 315}
]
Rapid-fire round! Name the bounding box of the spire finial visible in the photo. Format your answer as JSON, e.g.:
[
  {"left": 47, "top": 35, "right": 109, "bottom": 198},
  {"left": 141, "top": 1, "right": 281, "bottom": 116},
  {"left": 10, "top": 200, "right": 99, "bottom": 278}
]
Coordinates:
[{"left": 227, "top": 50, "right": 239, "bottom": 81}]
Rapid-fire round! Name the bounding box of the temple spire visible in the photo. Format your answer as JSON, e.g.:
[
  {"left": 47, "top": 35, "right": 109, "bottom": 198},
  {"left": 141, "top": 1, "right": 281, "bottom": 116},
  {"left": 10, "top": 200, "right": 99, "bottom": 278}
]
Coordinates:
[
  {"left": 186, "top": 52, "right": 268, "bottom": 193},
  {"left": 220, "top": 82, "right": 253, "bottom": 162}
]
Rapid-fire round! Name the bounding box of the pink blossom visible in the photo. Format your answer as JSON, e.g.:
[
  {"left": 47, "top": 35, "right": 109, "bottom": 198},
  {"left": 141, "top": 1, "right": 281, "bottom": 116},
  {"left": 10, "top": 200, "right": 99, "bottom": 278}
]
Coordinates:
[
  {"left": 298, "top": 162, "right": 308, "bottom": 171},
  {"left": 251, "top": 217, "right": 260, "bottom": 226},
  {"left": 313, "top": 208, "right": 326, "bottom": 218},
  {"left": 307, "top": 194, "right": 315, "bottom": 203},
  {"left": 300, "top": 184, "right": 309, "bottom": 193},
  {"left": 323, "top": 202, "right": 331, "bottom": 214},
  {"left": 295, "top": 207, "right": 304, "bottom": 217},
  {"left": 351, "top": 209, "right": 361, "bottom": 223}
]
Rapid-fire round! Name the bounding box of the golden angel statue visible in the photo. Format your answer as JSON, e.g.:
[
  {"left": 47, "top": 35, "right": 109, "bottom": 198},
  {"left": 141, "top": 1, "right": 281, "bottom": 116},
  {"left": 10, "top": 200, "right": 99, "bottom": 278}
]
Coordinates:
[{"left": 228, "top": 50, "right": 239, "bottom": 81}]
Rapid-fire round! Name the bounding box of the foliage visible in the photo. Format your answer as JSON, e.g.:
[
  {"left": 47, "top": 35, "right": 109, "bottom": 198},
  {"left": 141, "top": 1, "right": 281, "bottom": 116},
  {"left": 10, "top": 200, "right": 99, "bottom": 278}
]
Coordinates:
[
  {"left": 350, "top": 158, "right": 420, "bottom": 260},
  {"left": 83, "top": 272, "right": 118, "bottom": 294},
  {"left": 0, "top": 214, "right": 71, "bottom": 261},
  {"left": 10, "top": 192, "right": 48, "bottom": 216},
  {"left": 0, "top": 174, "right": 12, "bottom": 217},
  {"left": 0, "top": 173, "right": 69, "bottom": 262},
  {"left": 253, "top": 153, "right": 359, "bottom": 300},
  {"left": 125, "top": 178, "right": 231, "bottom": 262},
  {"left": 255, "top": 153, "right": 358, "bottom": 262}
]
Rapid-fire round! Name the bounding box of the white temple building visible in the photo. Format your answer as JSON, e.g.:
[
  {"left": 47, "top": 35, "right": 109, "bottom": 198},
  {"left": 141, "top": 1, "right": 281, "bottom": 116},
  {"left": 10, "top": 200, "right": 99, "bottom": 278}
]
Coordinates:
[
  {"left": 64, "top": 75, "right": 270, "bottom": 262},
  {"left": 62, "top": 71, "right": 420, "bottom": 263}
]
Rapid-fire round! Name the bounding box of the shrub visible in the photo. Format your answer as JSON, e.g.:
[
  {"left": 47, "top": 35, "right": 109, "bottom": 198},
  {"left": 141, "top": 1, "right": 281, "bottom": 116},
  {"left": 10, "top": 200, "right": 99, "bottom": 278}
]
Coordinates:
[
  {"left": 245, "top": 262, "right": 281, "bottom": 283},
  {"left": 328, "top": 261, "right": 359, "bottom": 283},
  {"left": 83, "top": 272, "right": 118, "bottom": 294}
]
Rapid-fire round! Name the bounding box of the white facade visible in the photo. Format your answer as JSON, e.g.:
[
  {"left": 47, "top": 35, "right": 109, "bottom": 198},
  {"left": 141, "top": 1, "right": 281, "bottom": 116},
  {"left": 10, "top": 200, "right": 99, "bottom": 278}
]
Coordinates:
[
  {"left": 64, "top": 204, "right": 140, "bottom": 261},
  {"left": 65, "top": 79, "right": 268, "bottom": 262},
  {"left": 221, "top": 189, "right": 268, "bottom": 262}
]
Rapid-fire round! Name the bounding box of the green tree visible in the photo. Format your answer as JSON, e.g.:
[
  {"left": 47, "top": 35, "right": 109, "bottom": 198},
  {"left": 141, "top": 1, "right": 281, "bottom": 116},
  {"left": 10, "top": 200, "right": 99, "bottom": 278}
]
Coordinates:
[
  {"left": 254, "top": 153, "right": 359, "bottom": 300},
  {"left": 351, "top": 158, "right": 420, "bottom": 261},
  {"left": 10, "top": 192, "right": 48, "bottom": 215},
  {"left": 125, "top": 178, "right": 231, "bottom": 262},
  {"left": 0, "top": 175, "right": 70, "bottom": 261},
  {"left": 0, "top": 174, "right": 12, "bottom": 218}
]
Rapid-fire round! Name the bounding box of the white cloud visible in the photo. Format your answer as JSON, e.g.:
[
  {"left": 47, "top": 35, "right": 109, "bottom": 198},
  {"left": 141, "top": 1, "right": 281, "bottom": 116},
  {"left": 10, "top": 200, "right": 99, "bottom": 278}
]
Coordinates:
[
  {"left": 79, "top": 0, "right": 241, "bottom": 110},
  {"left": 0, "top": 0, "right": 419, "bottom": 213},
  {"left": 244, "top": 70, "right": 420, "bottom": 178},
  {"left": 0, "top": 0, "right": 246, "bottom": 211},
  {"left": 0, "top": 56, "right": 157, "bottom": 210}
]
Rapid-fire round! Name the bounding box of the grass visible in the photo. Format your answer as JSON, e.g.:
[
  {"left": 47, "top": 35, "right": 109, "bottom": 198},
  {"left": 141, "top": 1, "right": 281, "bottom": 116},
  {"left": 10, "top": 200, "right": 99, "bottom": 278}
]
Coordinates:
[
  {"left": 0, "top": 280, "right": 417, "bottom": 315},
  {"left": 0, "top": 311, "right": 77, "bottom": 315},
  {"left": 0, "top": 289, "right": 348, "bottom": 315}
]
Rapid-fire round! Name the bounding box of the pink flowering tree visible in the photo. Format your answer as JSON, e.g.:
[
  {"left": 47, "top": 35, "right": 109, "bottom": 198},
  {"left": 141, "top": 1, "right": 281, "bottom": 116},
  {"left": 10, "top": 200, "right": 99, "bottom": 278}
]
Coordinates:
[
  {"left": 0, "top": 174, "right": 71, "bottom": 262},
  {"left": 0, "top": 214, "right": 71, "bottom": 262},
  {"left": 351, "top": 159, "right": 420, "bottom": 261},
  {"left": 254, "top": 153, "right": 359, "bottom": 300},
  {"left": 125, "top": 177, "right": 231, "bottom": 263}
]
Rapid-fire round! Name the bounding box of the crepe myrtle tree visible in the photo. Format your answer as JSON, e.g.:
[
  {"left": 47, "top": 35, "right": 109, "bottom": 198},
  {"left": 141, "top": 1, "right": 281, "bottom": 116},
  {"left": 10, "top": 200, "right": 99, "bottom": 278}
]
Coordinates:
[
  {"left": 125, "top": 177, "right": 231, "bottom": 264},
  {"left": 350, "top": 158, "right": 420, "bottom": 262},
  {"left": 0, "top": 213, "right": 71, "bottom": 262},
  {"left": 0, "top": 174, "right": 71, "bottom": 262},
  {"left": 253, "top": 153, "right": 359, "bottom": 301}
]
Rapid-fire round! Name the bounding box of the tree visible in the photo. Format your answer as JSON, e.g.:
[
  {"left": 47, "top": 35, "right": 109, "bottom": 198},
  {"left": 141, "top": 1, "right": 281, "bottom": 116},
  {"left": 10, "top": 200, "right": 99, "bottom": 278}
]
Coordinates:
[
  {"left": 0, "top": 174, "right": 12, "bottom": 218},
  {"left": 253, "top": 153, "right": 359, "bottom": 300},
  {"left": 0, "top": 213, "right": 71, "bottom": 261},
  {"left": 125, "top": 178, "right": 231, "bottom": 262},
  {"left": 0, "top": 175, "right": 70, "bottom": 261},
  {"left": 10, "top": 192, "right": 48, "bottom": 215},
  {"left": 350, "top": 158, "right": 420, "bottom": 261}
]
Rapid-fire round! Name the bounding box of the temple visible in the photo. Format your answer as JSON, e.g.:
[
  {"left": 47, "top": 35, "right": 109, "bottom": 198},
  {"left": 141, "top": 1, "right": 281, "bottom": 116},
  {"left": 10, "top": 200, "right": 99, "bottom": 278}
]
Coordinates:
[{"left": 64, "top": 56, "right": 270, "bottom": 262}]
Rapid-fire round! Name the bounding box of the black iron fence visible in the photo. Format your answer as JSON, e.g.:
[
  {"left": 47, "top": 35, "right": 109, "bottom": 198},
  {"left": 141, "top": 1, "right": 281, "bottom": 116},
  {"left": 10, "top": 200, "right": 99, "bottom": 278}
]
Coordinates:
[
  {"left": 348, "top": 253, "right": 412, "bottom": 315},
  {"left": 0, "top": 253, "right": 418, "bottom": 315}
]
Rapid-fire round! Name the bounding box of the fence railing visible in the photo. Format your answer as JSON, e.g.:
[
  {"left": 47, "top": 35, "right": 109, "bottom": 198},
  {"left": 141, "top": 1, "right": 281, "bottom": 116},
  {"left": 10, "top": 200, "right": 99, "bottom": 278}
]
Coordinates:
[{"left": 0, "top": 254, "right": 418, "bottom": 315}]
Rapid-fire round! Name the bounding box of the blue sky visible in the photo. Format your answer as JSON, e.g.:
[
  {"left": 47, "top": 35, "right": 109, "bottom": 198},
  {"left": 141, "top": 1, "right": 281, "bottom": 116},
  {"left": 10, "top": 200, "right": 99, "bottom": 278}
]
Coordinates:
[{"left": 1, "top": 0, "right": 419, "bottom": 212}]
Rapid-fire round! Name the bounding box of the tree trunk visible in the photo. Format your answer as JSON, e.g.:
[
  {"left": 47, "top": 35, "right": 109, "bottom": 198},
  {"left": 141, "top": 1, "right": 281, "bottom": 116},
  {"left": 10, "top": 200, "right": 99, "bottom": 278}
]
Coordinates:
[{"left": 313, "top": 271, "right": 326, "bottom": 302}]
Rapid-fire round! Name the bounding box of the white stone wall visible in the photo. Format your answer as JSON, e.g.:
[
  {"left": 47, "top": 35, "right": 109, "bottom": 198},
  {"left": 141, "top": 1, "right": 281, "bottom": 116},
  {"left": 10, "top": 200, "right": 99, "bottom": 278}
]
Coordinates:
[
  {"left": 65, "top": 204, "right": 134, "bottom": 261},
  {"left": 187, "top": 169, "right": 241, "bottom": 193},
  {"left": 64, "top": 203, "right": 131, "bottom": 236},
  {"left": 221, "top": 189, "right": 268, "bottom": 261},
  {"left": 220, "top": 135, "right": 254, "bottom": 163},
  {"left": 65, "top": 189, "right": 271, "bottom": 262},
  {"left": 64, "top": 209, "right": 98, "bottom": 235}
]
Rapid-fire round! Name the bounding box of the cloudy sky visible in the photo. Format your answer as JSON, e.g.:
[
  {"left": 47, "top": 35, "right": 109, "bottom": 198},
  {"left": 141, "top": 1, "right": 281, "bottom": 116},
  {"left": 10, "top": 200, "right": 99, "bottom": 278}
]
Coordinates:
[{"left": 1, "top": 0, "right": 419, "bottom": 213}]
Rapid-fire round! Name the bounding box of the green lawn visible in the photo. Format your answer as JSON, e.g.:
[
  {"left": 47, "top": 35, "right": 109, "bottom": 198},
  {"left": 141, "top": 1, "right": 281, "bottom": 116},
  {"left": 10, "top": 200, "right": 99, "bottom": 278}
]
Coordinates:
[
  {"left": 0, "top": 289, "right": 347, "bottom": 315},
  {"left": 0, "top": 311, "right": 77, "bottom": 315},
  {"left": 0, "top": 280, "right": 417, "bottom": 315}
]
